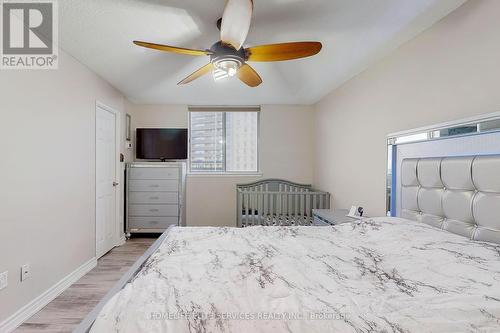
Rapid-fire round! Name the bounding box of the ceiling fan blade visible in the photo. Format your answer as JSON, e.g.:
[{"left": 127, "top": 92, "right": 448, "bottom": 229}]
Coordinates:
[
  {"left": 237, "top": 64, "right": 262, "bottom": 87},
  {"left": 246, "top": 42, "right": 322, "bottom": 62},
  {"left": 220, "top": 0, "right": 253, "bottom": 50},
  {"left": 178, "top": 63, "right": 214, "bottom": 85},
  {"left": 133, "top": 41, "right": 212, "bottom": 56}
]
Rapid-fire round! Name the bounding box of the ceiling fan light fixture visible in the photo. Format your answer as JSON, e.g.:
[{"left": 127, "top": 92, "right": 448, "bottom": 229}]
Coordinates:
[
  {"left": 227, "top": 66, "right": 237, "bottom": 77},
  {"left": 213, "top": 57, "right": 242, "bottom": 77},
  {"left": 213, "top": 68, "right": 229, "bottom": 81}
]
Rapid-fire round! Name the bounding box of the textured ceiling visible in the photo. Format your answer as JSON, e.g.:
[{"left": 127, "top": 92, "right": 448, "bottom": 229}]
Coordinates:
[{"left": 60, "top": 0, "right": 466, "bottom": 105}]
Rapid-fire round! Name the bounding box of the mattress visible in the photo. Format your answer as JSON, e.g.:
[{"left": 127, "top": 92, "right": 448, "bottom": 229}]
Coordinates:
[{"left": 90, "top": 217, "right": 500, "bottom": 332}]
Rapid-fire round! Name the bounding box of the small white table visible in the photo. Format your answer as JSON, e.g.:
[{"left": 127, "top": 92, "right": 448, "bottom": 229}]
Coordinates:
[{"left": 312, "top": 209, "right": 358, "bottom": 226}]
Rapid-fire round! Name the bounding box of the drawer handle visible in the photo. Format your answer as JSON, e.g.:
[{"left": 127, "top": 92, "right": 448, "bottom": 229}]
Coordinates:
[
  {"left": 149, "top": 196, "right": 159, "bottom": 200},
  {"left": 150, "top": 209, "right": 159, "bottom": 212},
  {"left": 150, "top": 221, "right": 159, "bottom": 225},
  {"left": 150, "top": 185, "right": 159, "bottom": 188}
]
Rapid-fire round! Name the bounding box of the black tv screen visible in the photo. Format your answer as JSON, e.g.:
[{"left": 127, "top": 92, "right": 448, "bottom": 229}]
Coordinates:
[{"left": 136, "top": 128, "right": 188, "bottom": 160}]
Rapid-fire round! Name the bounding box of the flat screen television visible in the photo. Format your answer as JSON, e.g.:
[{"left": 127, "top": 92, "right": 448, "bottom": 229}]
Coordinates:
[{"left": 136, "top": 128, "right": 188, "bottom": 160}]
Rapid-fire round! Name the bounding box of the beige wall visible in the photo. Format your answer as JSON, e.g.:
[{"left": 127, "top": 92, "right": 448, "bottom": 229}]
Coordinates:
[
  {"left": 0, "top": 50, "right": 125, "bottom": 322},
  {"left": 127, "top": 104, "right": 315, "bottom": 227},
  {"left": 313, "top": 0, "right": 500, "bottom": 217}
]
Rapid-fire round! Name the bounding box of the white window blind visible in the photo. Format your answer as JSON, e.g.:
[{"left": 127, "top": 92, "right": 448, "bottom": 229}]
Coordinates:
[{"left": 189, "top": 108, "right": 259, "bottom": 173}]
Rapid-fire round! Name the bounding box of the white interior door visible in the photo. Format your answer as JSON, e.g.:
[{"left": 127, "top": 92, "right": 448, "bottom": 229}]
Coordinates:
[{"left": 96, "top": 105, "right": 117, "bottom": 258}]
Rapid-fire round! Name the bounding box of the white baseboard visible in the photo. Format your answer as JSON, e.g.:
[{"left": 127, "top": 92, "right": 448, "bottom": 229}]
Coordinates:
[
  {"left": 0, "top": 257, "right": 97, "bottom": 333},
  {"left": 116, "top": 234, "right": 126, "bottom": 247}
]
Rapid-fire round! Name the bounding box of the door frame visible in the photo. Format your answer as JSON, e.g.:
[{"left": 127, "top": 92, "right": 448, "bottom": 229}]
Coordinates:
[{"left": 95, "top": 101, "right": 123, "bottom": 257}]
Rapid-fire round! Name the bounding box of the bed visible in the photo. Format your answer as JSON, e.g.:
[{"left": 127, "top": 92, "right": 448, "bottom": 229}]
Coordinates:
[
  {"left": 76, "top": 155, "right": 500, "bottom": 332},
  {"left": 82, "top": 219, "right": 500, "bottom": 332}
]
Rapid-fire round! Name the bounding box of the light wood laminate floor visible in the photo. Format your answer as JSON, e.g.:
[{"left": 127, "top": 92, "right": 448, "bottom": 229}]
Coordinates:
[{"left": 15, "top": 237, "right": 157, "bottom": 333}]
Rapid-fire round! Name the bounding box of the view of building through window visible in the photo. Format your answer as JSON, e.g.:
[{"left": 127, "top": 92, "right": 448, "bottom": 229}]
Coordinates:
[
  {"left": 190, "top": 111, "right": 259, "bottom": 173},
  {"left": 225, "top": 112, "right": 258, "bottom": 172},
  {"left": 190, "top": 112, "right": 224, "bottom": 171}
]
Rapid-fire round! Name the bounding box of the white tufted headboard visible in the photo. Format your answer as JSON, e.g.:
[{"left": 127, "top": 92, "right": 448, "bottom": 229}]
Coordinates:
[{"left": 401, "top": 155, "right": 500, "bottom": 244}]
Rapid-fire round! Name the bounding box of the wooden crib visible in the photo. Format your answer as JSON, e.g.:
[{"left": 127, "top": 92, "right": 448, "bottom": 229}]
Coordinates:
[{"left": 236, "top": 179, "right": 330, "bottom": 227}]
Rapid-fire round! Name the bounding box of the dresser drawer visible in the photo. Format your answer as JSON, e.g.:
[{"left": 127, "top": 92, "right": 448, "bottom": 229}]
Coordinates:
[
  {"left": 128, "top": 204, "right": 179, "bottom": 217},
  {"left": 129, "top": 167, "right": 179, "bottom": 180},
  {"left": 128, "top": 179, "right": 178, "bottom": 192},
  {"left": 128, "top": 217, "right": 178, "bottom": 229},
  {"left": 129, "top": 192, "right": 178, "bottom": 204}
]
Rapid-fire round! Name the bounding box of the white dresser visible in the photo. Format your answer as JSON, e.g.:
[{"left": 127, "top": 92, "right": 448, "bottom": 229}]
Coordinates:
[{"left": 126, "top": 162, "right": 186, "bottom": 236}]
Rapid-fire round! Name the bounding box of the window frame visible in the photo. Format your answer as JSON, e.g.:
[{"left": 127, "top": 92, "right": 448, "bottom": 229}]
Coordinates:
[{"left": 188, "top": 110, "right": 261, "bottom": 175}]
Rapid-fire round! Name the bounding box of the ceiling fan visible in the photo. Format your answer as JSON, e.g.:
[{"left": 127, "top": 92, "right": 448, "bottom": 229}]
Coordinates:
[{"left": 133, "top": 0, "right": 322, "bottom": 87}]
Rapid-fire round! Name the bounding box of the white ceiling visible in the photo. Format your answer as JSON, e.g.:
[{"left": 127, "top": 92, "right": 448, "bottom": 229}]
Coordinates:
[{"left": 60, "top": 0, "right": 466, "bottom": 105}]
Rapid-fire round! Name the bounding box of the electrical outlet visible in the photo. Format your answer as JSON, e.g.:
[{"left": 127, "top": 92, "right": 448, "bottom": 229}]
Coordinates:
[
  {"left": 0, "top": 271, "right": 8, "bottom": 290},
  {"left": 21, "top": 264, "right": 31, "bottom": 281}
]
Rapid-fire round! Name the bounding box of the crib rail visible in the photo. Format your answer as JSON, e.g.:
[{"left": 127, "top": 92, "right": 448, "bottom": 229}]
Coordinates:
[{"left": 237, "top": 189, "right": 330, "bottom": 227}]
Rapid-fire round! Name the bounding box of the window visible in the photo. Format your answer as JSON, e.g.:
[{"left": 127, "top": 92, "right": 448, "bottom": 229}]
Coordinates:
[{"left": 189, "top": 110, "right": 259, "bottom": 173}]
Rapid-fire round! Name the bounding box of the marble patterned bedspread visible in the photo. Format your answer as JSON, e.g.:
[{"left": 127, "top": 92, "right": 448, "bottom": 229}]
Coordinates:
[{"left": 91, "top": 217, "right": 500, "bottom": 333}]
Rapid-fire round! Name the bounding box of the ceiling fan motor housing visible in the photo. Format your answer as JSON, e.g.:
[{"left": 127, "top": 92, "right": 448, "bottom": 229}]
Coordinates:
[{"left": 210, "top": 41, "right": 246, "bottom": 75}]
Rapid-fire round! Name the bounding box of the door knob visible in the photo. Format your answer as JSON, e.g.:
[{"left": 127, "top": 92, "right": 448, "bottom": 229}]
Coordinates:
[{"left": 112, "top": 182, "right": 119, "bottom": 187}]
